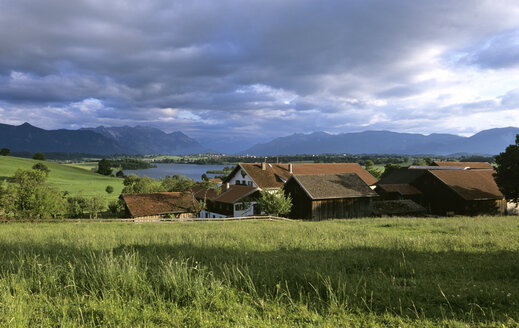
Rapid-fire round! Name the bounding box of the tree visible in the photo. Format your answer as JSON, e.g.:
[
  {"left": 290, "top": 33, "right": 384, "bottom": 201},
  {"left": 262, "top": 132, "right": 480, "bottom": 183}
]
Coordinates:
[
  {"left": 122, "top": 174, "right": 161, "bottom": 193},
  {"left": 257, "top": 188, "right": 292, "bottom": 217},
  {"left": 380, "top": 163, "right": 401, "bottom": 179},
  {"left": 105, "top": 185, "right": 114, "bottom": 194},
  {"left": 85, "top": 195, "right": 106, "bottom": 219},
  {"left": 115, "top": 170, "right": 125, "bottom": 178},
  {"left": 161, "top": 174, "right": 194, "bottom": 192},
  {"left": 33, "top": 152, "right": 46, "bottom": 161},
  {"left": 97, "top": 159, "right": 112, "bottom": 176},
  {"left": 32, "top": 163, "right": 50, "bottom": 176},
  {"left": 0, "top": 148, "right": 10, "bottom": 156},
  {"left": 5, "top": 169, "right": 66, "bottom": 219},
  {"left": 364, "top": 160, "right": 382, "bottom": 179},
  {"left": 494, "top": 134, "right": 519, "bottom": 204},
  {"left": 66, "top": 195, "right": 88, "bottom": 218}
]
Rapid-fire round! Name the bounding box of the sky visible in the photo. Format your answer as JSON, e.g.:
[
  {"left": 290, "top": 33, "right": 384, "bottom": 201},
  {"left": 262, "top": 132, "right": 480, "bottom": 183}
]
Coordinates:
[{"left": 1, "top": 0, "right": 519, "bottom": 152}]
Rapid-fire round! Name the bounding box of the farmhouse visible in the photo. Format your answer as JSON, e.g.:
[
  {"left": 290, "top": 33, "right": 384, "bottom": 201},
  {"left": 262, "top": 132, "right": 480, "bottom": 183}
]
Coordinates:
[
  {"left": 225, "top": 162, "right": 377, "bottom": 190},
  {"left": 120, "top": 192, "right": 196, "bottom": 220},
  {"left": 194, "top": 183, "right": 260, "bottom": 218},
  {"left": 376, "top": 167, "right": 506, "bottom": 216},
  {"left": 284, "top": 173, "right": 378, "bottom": 220}
]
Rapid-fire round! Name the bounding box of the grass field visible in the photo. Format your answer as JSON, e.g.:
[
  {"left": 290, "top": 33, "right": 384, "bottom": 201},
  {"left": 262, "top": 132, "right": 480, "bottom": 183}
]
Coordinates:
[
  {"left": 0, "top": 217, "right": 517, "bottom": 327},
  {"left": 0, "top": 156, "right": 123, "bottom": 200}
]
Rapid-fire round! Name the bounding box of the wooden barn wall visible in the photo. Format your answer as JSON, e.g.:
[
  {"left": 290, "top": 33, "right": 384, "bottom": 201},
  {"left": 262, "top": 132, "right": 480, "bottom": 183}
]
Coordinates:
[
  {"left": 284, "top": 179, "right": 313, "bottom": 220},
  {"left": 311, "top": 198, "right": 373, "bottom": 220}
]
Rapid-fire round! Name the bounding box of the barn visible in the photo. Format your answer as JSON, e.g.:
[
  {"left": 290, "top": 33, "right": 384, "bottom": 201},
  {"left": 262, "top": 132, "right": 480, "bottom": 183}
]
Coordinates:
[
  {"left": 120, "top": 192, "right": 197, "bottom": 220},
  {"left": 376, "top": 167, "right": 506, "bottom": 216},
  {"left": 284, "top": 173, "right": 378, "bottom": 220}
]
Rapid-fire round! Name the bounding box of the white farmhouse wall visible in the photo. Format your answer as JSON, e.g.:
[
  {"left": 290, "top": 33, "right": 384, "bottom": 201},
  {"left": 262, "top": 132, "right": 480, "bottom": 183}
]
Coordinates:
[
  {"left": 233, "top": 202, "right": 257, "bottom": 217},
  {"left": 228, "top": 168, "right": 256, "bottom": 187},
  {"left": 199, "top": 210, "right": 228, "bottom": 219}
]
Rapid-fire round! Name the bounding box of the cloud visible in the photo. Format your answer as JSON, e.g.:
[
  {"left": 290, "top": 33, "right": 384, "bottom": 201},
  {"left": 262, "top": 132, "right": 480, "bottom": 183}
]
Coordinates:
[{"left": 0, "top": 0, "right": 519, "bottom": 152}]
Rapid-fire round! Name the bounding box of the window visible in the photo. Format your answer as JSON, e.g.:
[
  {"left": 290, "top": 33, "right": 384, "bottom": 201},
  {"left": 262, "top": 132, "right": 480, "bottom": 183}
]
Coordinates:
[
  {"left": 235, "top": 180, "right": 240, "bottom": 185},
  {"left": 247, "top": 181, "right": 252, "bottom": 186}
]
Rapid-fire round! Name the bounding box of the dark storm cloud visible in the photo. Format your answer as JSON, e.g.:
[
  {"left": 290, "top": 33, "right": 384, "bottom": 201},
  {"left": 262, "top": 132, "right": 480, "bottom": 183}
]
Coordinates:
[
  {"left": 1, "top": 0, "right": 519, "bottom": 152},
  {"left": 457, "top": 29, "right": 519, "bottom": 69}
]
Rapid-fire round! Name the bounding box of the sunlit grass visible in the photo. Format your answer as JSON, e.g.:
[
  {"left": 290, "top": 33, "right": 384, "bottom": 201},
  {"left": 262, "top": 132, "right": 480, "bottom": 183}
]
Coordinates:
[
  {"left": 0, "top": 216, "right": 517, "bottom": 326},
  {"left": 0, "top": 156, "right": 123, "bottom": 200}
]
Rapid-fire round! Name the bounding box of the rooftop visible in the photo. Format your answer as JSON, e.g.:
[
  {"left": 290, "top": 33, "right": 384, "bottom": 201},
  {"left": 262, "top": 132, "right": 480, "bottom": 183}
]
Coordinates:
[
  {"left": 121, "top": 192, "right": 196, "bottom": 218},
  {"left": 290, "top": 173, "right": 378, "bottom": 200}
]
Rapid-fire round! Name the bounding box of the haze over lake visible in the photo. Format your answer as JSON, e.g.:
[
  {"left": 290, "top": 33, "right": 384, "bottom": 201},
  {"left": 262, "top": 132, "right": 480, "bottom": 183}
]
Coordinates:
[{"left": 123, "top": 163, "right": 229, "bottom": 181}]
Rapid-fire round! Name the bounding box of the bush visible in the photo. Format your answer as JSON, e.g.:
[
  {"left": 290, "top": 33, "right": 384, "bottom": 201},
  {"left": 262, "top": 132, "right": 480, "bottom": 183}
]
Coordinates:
[
  {"left": 105, "top": 185, "right": 114, "bottom": 194},
  {"left": 32, "top": 163, "right": 50, "bottom": 176},
  {"left": 0, "top": 148, "right": 10, "bottom": 156},
  {"left": 33, "top": 152, "right": 46, "bottom": 161}
]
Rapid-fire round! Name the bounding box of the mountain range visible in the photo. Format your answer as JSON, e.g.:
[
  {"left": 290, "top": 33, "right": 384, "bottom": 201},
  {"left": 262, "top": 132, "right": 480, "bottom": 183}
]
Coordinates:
[
  {"left": 0, "top": 122, "right": 517, "bottom": 156},
  {"left": 240, "top": 127, "right": 519, "bottom": 155},
  {"left": 0, "top": 123, "right": 206, "bottom": 155}
]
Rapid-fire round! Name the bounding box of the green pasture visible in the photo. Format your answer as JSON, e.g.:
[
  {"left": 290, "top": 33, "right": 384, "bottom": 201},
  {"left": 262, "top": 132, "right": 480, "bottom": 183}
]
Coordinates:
[
  {"left": 0, "top": 156, "right": 123, "bottom": 200},
  {"left": 0, "top": 216, "right": 517, "bottom": 327}
]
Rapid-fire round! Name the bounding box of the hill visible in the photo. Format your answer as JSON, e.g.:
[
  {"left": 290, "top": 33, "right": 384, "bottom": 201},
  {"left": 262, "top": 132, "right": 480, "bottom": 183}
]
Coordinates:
[
  {"left": 241, "top": 127, "right": 519, "bottom": 155},
  {"left": 0, "top": 156, "right": 123, "bottom": 200}
]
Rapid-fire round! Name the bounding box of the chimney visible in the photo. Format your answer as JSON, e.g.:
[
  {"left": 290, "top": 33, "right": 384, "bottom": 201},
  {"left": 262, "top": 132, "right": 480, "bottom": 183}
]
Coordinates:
[
  {"left": 261, "top": 162, "right": 266, "bottom": 170},
  {"left": 289, "top": 163, "right": 293, "bottom": 173},
  {"left": 226, "top": 182, "right": 230, "bottom": 189}
]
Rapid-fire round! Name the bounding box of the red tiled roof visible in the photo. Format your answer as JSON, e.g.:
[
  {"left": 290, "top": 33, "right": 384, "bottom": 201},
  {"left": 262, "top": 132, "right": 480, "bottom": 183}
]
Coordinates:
[
  {"left": 121, "top": 192, "right": 196, "bottom": 217},
  {"left": 428, "top": 169, "right": 503, "bottom": 200},
  {"left": 432, "top": 161, "right": 493, "bottom": 169},
  {"left": 234, "top": 163, "right": 377, "bottom": 188}
]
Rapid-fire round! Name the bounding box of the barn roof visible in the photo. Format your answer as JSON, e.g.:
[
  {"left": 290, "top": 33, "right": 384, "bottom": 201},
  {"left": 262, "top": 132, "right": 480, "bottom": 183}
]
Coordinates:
[
  {"left": 428, "top": 169, "right": 504, "bottom": 200},
  {"left": 377, "top": 184, "right": 422, "bottom": 195},
  {"left": 228, "top": 163, "right": 377, "bottom": 189},
  {"left": 432, "top": 161, "right": 493, "bottom": 169},
  {"left": 121, "top": 192, "right": 196, "bottom": 218},
  {"left": 290, "top": 173, "right": 377, "bottom": 200}
]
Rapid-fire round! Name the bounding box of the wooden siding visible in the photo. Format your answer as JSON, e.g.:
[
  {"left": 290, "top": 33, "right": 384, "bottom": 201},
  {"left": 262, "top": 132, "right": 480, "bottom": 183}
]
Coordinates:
[{"left": 310, "top": 198, "right": 373, "bottom": 220}]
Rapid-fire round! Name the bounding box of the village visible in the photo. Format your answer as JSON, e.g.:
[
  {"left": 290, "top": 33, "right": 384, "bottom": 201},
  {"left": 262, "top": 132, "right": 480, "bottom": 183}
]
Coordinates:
[{"left": 120, "top": 161, "right": 513, "bottom": 221}]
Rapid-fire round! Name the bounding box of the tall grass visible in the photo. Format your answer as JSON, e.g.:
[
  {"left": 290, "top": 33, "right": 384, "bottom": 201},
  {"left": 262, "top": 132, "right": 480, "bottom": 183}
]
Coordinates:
[{"left": 0, "top": 217, "right": 517, "bottom": 326}]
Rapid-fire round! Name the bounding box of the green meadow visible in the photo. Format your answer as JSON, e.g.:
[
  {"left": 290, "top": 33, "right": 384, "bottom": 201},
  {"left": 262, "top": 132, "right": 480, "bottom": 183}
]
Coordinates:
[
  {"left": 0, "top": 217, "right": 517, "bottom": 327},
  {"left": 0, "top": 156, "right": 123, "bottom": 200}
]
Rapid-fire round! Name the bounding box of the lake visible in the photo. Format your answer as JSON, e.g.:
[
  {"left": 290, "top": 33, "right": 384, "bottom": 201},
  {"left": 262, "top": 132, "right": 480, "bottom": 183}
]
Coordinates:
[{"left": 123, "top": 163, "right": 230, "bottom": 181}]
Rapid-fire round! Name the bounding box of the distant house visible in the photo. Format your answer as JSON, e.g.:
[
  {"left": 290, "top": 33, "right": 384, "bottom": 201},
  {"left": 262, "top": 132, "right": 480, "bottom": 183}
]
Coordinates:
[
  {"left": 376, "top": 167, "right": 506, "bottom": 216},
  {"left": 120, "top": 192, "right": 197, "bottom": 220},
  {"left": 224, "top": 163, "right": 378, "bottom": 190},
  {"left": 194, "top": 183, "right": 260, "bottom": 218},
  {"left": 284, "top": 173, "right": 378, "bottom": 220}
]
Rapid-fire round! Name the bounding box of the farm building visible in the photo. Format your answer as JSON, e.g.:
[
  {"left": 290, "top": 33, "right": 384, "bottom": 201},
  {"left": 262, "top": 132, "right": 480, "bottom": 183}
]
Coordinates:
[
  {"left": 224, "top": 162, "right": 377, "bottom": 190},
  {"left": 120, "top": 192, "right": 197, "bottom": 220},
  {"left": 376, "top": 167, "right": 506, "bottom": 216},
  {"left": 193, "top": 183, "right": 260, "bottom": 218},
  {"left": 284, "top": 173, "right": 378, "bottom": 220}
]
